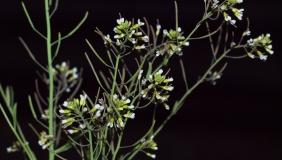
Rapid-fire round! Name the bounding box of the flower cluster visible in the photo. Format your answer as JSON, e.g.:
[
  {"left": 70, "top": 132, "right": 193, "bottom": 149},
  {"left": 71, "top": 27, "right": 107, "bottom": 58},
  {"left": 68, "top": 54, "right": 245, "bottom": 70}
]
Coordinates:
[
  {"left": 59, "top": 92, "right": 136, "bottom": 133},
  {"left": 139, "top": 136, "right": 158, "bottom": 159},
  {"left": 38, "top": 131, "right": 53, "bottom": 150},
  {"left": 6, "top": 141, "right": 21, "bottom": 153},
  {"left": 41, "top": 109, "right": 49, "bottom": 120},
  {"left": 89, "top": 99, "right": 105, "bottom": 120},
  {"left": 246, "top": 34, "right": 274, "bottom": 60},
  {"left": 157, "top": 27, "right": 189, "bottom": 56},
  {"left": 212, "top": 0, "right": 244, "bottom": 25},
  {"left": 106, "top": 18, "right": 149, "bottom": 50},
  {"left": 107, "top": 94, "right": 135, "bottom": 128},
  {"left": 59, "top": 94, "right": 91, "bottom": 134},
  {"left": 54, "top": 62, "right": 79, "bottom": 92},
  {"left": 141, "top": 69, "right": 174, "bottom": 110},
  {"left": 206, "top": 71, "right": 222, "bottom": 85}
]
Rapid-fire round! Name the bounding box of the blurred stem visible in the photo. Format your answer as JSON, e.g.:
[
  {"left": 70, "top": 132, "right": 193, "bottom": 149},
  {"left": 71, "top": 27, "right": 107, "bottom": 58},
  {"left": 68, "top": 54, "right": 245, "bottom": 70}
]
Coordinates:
[
  {"left": 89, "top": 130, "right": 94, "bottom": 160},
  {"left": 112, "top": 131, "right": 124, "bottom": 160},
  {"left": 44, "top": 0, "right": 55, "bottom": 159},
  {"left": 0, "top": 105, "right": 37, "bottom": 160}
]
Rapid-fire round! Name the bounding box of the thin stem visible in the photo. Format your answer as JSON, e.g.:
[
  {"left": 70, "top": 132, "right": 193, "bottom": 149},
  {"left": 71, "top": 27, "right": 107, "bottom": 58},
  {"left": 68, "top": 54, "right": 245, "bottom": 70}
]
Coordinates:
[
  {"left": 19, "top": 37, "right": 48, "bottom": 72},
  {"left": 174, "top": 1, "right": 179, "bottom": 30},
  {"left": 51, "top": 12, "right": 89, "bottom": 46},
  {"left": 0, "top": 105, "right": 36, "bottom": 160},
  {"left": 89, "top": 130, "right": 94, "bottom": 160},
  {"left": 111, "top": 55, "right": 121, "bottom": 96},
  {"left": 44, "top": 0, "right": 55, "bottom": 159},
  {"left": 21, "top": 2, "right": 46, "bottom": 39},
  {"left": 112, "top": 131, "right": 123, "bottom": 160},
  {"left": 185, "top": 12, "right": 213, "bottom": 41}
]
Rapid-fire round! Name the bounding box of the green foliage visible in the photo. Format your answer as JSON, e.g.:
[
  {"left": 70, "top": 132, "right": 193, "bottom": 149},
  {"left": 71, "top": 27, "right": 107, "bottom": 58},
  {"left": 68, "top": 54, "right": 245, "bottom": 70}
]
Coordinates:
[{"left": 0, "top": 0, "right": 274, "bottom": 160}]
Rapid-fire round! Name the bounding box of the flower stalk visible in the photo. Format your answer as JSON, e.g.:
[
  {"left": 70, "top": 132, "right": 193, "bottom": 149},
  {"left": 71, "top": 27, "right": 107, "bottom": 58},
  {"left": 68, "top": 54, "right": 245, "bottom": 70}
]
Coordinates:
[{"left": 0, "top": 0, "right": 274, "bottom": 159}]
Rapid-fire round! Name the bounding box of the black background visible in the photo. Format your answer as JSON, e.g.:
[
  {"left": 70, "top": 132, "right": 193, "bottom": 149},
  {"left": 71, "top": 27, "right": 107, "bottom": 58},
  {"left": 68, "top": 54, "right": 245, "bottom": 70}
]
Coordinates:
[{"left": 0, "top": 0, "right": 282, "bottom": 159}]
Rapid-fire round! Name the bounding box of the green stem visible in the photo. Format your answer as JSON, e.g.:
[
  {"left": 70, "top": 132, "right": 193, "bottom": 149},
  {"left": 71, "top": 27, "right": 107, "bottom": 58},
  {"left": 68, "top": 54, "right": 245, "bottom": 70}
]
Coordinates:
[
  {"left": 44, "top": 0, "right": 55, "bottom": 160},
  {"left": 126, "top": 143, "right": 146, "bottom": 160},
  {"left": 112, "top": 131, "right": 123, "bottom": 160},
  {"left": 185, "top": 12, "right": 212, "bottom": 42},
  {"left": 0, "top": 105, "right": 37, "bottom": 160},
  {"left": 89, "top": 130, "right": 94, "bottom": 160},
  {"left": 111, "top": 55, "right": 120, "bottom": 96}
]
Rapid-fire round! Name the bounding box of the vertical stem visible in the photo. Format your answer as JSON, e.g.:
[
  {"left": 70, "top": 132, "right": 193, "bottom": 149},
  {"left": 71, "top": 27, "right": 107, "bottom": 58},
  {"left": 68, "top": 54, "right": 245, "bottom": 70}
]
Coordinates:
[
  {"left": 111, "top": 55, "right": 120, "bottom": 96},
  {"left": 89, "top": 130, "right": 94, "bottom": 160},
  {"left": 174, "top": 1, "right": 179, "bottom": 30},
  {"left": 44, "top": 0, "right": 55, "bottom": 160},
  {"left": 112, "top": 132, "right": 123, "bottom": 160}
]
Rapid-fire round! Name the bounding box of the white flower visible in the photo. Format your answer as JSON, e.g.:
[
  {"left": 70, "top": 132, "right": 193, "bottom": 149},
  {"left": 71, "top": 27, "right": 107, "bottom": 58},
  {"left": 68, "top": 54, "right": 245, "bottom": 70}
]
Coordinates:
[
  {"left": 247, "top": 52, "right": 255, "bottom": 59},
  {"left": 141, "top": 79, "right": 147, "bottom": 85},
  {"left": 107, "top": 122, "right": 114, "bottom": 128},
  {"left": 165, "top": 77, "right": 174, "bottom": 82},
  {"left": 146, "top": 153, "right": 156, "bottom": 159},
  {"left": 59, "top": 109, "right": 70, "bottom": 114},
  {"left": 232, "top": 8, "right": 244, "bottom": 20},
  {"left": 125, "top": 98, "right": 131, "bottom": 104},
  {"left": 137, "top": 19, "right": 145, "bottom": 26},
  {"left": 116, "top": 39, "right": 121, "bottom": 46},
  {"left": 128, "top": 105, "right": 134, "bottom": 109},
  {"left": 247, "top": 38, "right": 254, "bottom": 46},
  {"left": 104, "top": 34, "right": 111, "bottom": 44},
  {"left": 61, "top": 119, "right": 68, "bottom": 124},
  {"left": 124, "top": 112, "right": 135, "bottom": 119},
  {"left": 95, "top": 104, "right": 104, "bottom": 110},
  {"left": 135, "top": 45, "right": 146, "bottom": 50},
  {"left": 134, "top": 32, "right": 143, "bottom": 36},
  {"left": 138, "top": 70, "right": 144, "bottom": 80},
  {"left": 113, "top": 94, "right": 118, "bottom": 100},
  {"left": 266, "top": 45, "right": 274, "bottom": 54},
  {"left": 82, "top": 107, "right": 88, "bottom": 112},
  {"left": 67, "top": 129, "right": 78, "bottom": 134},
  {"left": 156, "top": 50, "right": 161, "bottom": 57},
  {"left": 164, "top": 86, "right": 174, "bottom": 91},
  {"left": 79, "top": 94, "right": 87, "bottom": 106},
  {"left": 117, "top": 118, "right": 125, "bottom": 128},
  {"left": 63, "top": 101, "right": 68, "bottom": 107},
  {"left": 259, "top": 55, "right": 268, "bottom": 61},
  {"left": 163, "top": 29, "right": 168, "bottom": 36},
  {"left": 95, "top": 110, "right": 101, "bottom": 118},
  {"left": 183, "top": 41, "right": 190, "bottom": 46},
  {"left": 117, "top": 18, "right": 125, "bottom": 24},
  {"left": 243, "top": 30, "right": 251, "bottom": 36},
  {"left": 212, "top": 0, "right": 219, "bottom": 9},
  {"left": 61, "top": 61, "right": 67, "bottom": 67},
  {"left": 79, "top": 124, "right": 86, "bottom": 129},
  {"left": 164, "top": 103, "right": 170, "bottom": 110},
  {"left": 156, "top": 24, "right": 161, "bottom": 36},
  {"left": 130, "top": 38, "right": 137, "bottom": 44},
  {"left": 224, "top": 13, "right": 231, "bottom": 21},
  {"left": 142, "top": 36, "right": 149, "bottom": 42},
  {"left": 156, "top": 69, "right": 163, "bottom": 75},
  {"left": 230, "top": 19, "right": 236, "bottom": 25},
  {"left": 114, "top": 34, "right": 125, "bottom": 39},
  {"left": 177, "top": 27, "right": 182, "bottom": 32}
]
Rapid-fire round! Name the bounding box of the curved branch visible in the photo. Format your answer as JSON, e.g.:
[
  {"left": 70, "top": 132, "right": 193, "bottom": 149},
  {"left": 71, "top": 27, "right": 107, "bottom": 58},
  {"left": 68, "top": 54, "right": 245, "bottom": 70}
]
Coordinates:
[
  {"left": 21, "top": 2, "right": 46, "bottom": 39},
  {"left": 19, "top": 37, "right": 48, "bottom": 72},
  {"left": 52, "top": 12, "right": 89, "bottom": 46}
]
